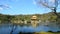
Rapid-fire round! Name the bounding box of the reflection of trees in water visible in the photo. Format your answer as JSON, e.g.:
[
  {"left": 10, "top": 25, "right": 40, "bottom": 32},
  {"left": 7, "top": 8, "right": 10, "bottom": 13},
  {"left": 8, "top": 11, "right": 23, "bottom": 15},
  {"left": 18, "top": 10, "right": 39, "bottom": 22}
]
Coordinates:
[
  {"left": 38, "top": 21, "right": 60, "bottom": 29},
  {"left": 9, "top": 22, "right": 60, "bottom": 34},
  {"left": 18, "top": 32, "right": 34, "bottom": 34},
  {"left": 45, "top": 22, "right": 60, "bottom": 30},
  {"left": 10, "top": 24, "right": 17, "bottom": 34}
]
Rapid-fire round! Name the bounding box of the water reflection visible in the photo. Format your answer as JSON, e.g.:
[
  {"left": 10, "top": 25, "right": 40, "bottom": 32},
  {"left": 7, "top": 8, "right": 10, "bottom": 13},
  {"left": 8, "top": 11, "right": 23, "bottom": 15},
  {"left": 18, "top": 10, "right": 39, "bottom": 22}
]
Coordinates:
[{"left": 0, "top": 22, "right": 60, "bottom": 34}]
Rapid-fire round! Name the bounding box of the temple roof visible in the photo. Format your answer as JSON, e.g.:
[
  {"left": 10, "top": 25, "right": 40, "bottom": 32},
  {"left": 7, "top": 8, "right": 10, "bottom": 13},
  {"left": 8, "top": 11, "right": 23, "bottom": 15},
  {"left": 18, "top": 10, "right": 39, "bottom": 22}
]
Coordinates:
[{"left": 31, "top": 15, "right": 37, "bottom": 19}]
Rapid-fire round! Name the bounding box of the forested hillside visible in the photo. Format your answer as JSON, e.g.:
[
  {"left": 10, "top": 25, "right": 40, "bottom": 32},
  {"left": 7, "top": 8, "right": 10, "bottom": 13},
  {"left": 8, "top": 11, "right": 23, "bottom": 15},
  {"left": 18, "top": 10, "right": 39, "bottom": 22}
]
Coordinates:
[{"left": 0, "top": 12, "right": 60, "bottom": 24}]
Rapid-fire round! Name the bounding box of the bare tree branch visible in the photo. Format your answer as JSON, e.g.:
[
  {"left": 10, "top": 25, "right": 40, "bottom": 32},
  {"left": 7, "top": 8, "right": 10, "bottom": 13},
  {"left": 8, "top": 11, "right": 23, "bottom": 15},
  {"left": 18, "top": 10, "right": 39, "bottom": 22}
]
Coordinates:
[
  {"left": 40, "top": 2, "right": 54, "bottom": 10},
  {"left": 36, "top": 0, "right": 60, "bottom": 21}
]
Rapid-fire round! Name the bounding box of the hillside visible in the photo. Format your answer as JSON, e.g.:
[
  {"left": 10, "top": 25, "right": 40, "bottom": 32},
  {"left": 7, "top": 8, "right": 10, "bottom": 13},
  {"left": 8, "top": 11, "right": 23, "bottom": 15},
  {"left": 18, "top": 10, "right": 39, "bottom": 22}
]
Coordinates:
[{"left": 0, "top": 12, "right": 60, "bottom": 24}]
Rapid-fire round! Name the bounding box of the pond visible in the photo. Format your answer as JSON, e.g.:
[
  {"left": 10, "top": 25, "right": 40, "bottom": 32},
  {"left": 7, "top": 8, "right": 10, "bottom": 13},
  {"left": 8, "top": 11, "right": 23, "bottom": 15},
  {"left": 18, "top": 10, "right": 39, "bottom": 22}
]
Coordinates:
[{"left": 0, "top": 23, "right": 60, "bottom": 34}]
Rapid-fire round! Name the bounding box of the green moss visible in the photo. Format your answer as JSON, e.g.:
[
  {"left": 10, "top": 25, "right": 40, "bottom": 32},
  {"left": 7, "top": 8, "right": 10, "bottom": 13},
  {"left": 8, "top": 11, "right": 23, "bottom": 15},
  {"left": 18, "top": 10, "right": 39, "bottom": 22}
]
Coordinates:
[{"left": 34, "top": 32, "right": 60, "bottom": 34}]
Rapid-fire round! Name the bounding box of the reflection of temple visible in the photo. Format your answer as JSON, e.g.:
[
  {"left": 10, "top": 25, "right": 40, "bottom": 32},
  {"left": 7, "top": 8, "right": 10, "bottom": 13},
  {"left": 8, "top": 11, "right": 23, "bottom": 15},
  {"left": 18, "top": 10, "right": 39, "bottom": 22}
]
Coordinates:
[{"left": 31, "top": 15, "right": 39, "bottom": 27}]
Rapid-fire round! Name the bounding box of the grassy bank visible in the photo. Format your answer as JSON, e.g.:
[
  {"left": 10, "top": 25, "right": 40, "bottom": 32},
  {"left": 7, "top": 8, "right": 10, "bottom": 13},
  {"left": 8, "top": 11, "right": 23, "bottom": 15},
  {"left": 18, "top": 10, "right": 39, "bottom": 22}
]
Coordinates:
[
  {"left": 34, "top": 32, "right": 60, "bottom": 34},
  {"left": 18, "top": 32, "right": 60, "bottom": 34}
]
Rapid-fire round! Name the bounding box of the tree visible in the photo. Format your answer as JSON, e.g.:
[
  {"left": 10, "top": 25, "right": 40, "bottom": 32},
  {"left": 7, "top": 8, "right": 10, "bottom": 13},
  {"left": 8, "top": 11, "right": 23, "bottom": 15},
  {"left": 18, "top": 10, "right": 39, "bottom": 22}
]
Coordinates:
[{"left": 35, "top": 0, "right": 60, "bottom": 21}]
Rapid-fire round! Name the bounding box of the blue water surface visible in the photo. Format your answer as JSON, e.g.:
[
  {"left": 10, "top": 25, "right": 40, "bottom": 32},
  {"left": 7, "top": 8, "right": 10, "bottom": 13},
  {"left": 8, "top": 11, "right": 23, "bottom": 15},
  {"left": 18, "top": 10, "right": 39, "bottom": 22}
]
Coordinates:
[{"left": 0, "top": 24, "right": 60, "bottom": 34}]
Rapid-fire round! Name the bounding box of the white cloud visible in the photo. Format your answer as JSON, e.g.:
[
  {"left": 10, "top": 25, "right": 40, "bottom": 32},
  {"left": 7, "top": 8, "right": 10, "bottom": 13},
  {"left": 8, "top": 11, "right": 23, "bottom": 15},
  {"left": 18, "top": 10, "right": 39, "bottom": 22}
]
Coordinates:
[
  {"left": 4, "top": 4, "right": 9, "bottom": 8},
  {"left": 0, "top": 7, "right": 3, "bottom": 11},
  {"left": 0, "top": 4, "right": 10, "bottom": 11},
  {"left": 1, "top": 4, "right": 10, "bottom": 9},
  {"left": 49, "top": 0, "right": 55, "bottom": 3},
  {"left": 33, "top": 0, "right": 37, "bottom": 5},
  {"left": 12, "top": 0, "right": 19, "bottom": 2},
  {"left": 4, "top": 4, "right": 9, "bottom": 7}
]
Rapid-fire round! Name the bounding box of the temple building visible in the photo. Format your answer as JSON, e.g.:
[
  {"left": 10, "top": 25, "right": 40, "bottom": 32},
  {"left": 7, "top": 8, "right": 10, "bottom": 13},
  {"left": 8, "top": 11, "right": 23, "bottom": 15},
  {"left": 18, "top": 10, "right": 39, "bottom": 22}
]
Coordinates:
[{"left": 31, "top": 15, "right": 39, "bottom": 27}]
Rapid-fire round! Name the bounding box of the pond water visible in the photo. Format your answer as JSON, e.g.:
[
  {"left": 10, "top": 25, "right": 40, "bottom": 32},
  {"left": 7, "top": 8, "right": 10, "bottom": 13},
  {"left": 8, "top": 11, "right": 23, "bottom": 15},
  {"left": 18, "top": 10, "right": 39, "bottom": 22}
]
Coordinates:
[{"left": 0, "top": 23, "right": 60, "bottom": 34}]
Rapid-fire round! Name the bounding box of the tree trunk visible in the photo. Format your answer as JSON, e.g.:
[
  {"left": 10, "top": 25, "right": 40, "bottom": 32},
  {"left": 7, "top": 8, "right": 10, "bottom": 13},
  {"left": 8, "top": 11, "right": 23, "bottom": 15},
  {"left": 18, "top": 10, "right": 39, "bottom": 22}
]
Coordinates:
[
  {"left": 10, "top": 25, "right": 14, "bottom": 34},
  {"left": 53, "top": 8, "right": 60, "bottom": 22}
]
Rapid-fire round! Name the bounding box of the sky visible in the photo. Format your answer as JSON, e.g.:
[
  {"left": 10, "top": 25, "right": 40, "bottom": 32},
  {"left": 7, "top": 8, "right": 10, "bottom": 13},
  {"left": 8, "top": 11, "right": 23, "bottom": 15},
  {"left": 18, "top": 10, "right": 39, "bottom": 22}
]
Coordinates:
[{"left": 0, "top": 0, "right": 60, "bottom": 15}]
